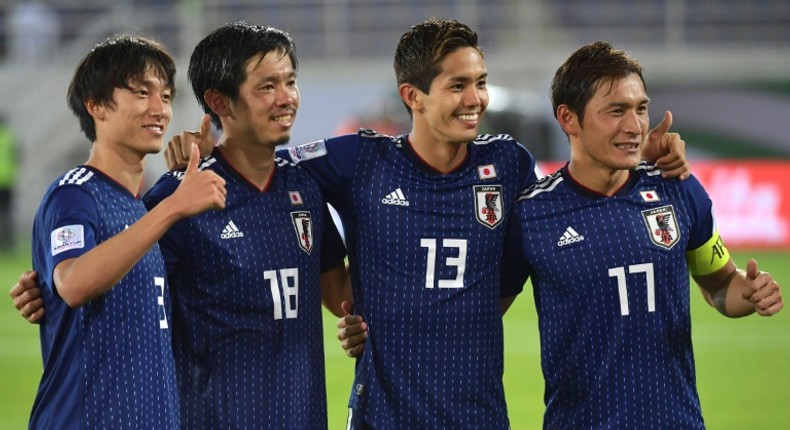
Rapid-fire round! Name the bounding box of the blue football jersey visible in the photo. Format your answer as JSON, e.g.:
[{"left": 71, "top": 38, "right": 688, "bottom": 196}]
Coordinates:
[
  {"left": 503, "top": 164, "right": 715, "bottom": 429},
  {"left": 143, "top": 149, "right": 346, "bottom": 430},
  {"left": 30, "top": 166, "right": 179, "bottom": 430},
  {"left": 280, "top": 130, "right": 540, "bottom": 429}
]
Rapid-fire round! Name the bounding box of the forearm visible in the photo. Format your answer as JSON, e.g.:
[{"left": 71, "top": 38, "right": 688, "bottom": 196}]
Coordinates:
[
  {"left": 55, "top": 199, "right": 184, "bottom": 307},
  {"left": 321, "top": 263, "right": 352, "bottom": 317},
  {"left": 696, "top": 268, "right": 755, "bottom": 318}
]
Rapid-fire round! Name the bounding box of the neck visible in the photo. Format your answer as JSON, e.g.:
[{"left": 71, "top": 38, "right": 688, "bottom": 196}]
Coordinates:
[
  {"left": 85, "top": 141, "right": 145, "bottom": 195},
  {"left": 408, "top": 131, "right": 468, "bottom": 174},
  {"left": 217, "top": 137, "right": 276, "bottom": 189},
  {"left": 567, "top": 159, "right": 630, "bottom": 197}
]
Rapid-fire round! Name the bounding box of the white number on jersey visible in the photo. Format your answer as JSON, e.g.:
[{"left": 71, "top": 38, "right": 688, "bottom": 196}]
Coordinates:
[
  {"left": 155, "top": 276, "right": 168, "bottom": 329},
  {"left": 420, "top": 238, "right": 467, "bottom": 289},
  {"left": 264, "top": 268, "right": 299, "bottom": 320},
  {"left": 608, "top": 263, "right": 655, "bottom": 316}
]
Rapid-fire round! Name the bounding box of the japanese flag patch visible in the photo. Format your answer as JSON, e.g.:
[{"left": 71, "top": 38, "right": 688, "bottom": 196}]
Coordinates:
[
  {"left": 289, "top": 191, "right": 304, "bottom": 205},
  {"left": 477, "top": 164, "right": 497, "bottom": 180},
  {"left": 639, "top": 190, "right": 661, "bottom": 202}
]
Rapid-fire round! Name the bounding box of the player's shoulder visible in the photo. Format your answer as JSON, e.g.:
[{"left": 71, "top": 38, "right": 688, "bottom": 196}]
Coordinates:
[
  {"left": 53, "top": 166, "right": 98, "bottom": 189},
  {"left": 471, "top": 133, "right": 534, "bottom": 159},
  {"left": 44, "top": 166, "right": 103, "bottom": 203},
  {"left": 634, "top": 161, "right": 705, "bottom": 192},
  {"left": 284, "top": 129, "right": 400, "bottom": 164},
  {"left": 471, "top": 133, "right": 528, "bottom": 150},
  {"left": 352, "top": 128, "right": 402, "bottom": 151},
  {"left": 144, "top": 155, "right": 219, "bottom": 207},
  {"left": 165, "top": 155, "right": 219, "bottom": 182},
  {"left": 516, "top": 169, "right": 564, "bottom": 202}
]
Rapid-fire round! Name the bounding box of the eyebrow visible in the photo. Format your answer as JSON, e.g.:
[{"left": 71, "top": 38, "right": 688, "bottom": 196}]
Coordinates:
[
  {"left": 447, "top": 72, "right": 488, "bottom": 83},
  {"left": 607, "top": 97, "right": 650, "bottom": 109}
]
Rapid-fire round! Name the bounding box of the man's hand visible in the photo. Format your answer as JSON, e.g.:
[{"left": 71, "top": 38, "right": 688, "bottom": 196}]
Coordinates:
[
  {"left": 9, "top": 270, "right": 44, "bottom": 323},
  {"left": 337, "top": 301, "right": 368, "bottom": 358},
  {"left": 643, "top": 111, "right": 690, "bottom": 180},
  {"left": 168, "top": 143, "right": 227, "bottom": 216},
  {"left": 164, "top": 114, "right": 215, "bottom": 171},
  {"left": 742, "top": 259, "right": 783, "bottom": 316}
]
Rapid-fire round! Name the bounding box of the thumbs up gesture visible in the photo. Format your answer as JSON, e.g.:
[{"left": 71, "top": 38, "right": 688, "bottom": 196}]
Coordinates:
[
  {"left": 642, "top": 111, "right": 691, "bottom": 180},
  {"left": 169, "top": 143, "right": 227, "bottom": 216},
  {"left": 741, "top": 259, "right": 783, "bottom": 316},
  {"left": 164, "top": 114, "right": 215, "bottom": 171}
]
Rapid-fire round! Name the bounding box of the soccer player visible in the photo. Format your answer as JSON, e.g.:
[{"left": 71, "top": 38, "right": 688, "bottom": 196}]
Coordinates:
[
  {"left": 279, "top": 19, "right": 538, "bottom": 429},
  {"left": 27, "top": 35, "right": 226, "bottom": 429},
  {"left": 143, "top": 22, "right": 350, "bottom": 429},
  {"left": 500, "top": 41, "right": 784, "bottom": 429}
]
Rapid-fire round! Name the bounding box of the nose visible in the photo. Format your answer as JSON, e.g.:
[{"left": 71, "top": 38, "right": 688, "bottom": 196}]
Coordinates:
[
  {"left": 148, "top": 94, "right": 168, "bottom": 118},
  {"left": 276, "top": 85, "right": 299, "bottom": 107},
  {"left": 462, "top": 86, "right": 482, "bottom": 108},
  {"left": 622, "top": 110, "right": 644, "bottom": 137}
]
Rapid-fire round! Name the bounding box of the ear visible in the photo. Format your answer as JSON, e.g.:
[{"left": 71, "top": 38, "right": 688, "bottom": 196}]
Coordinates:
[
  {"left": 556, "top": 105, "right": 580, "bottom": 137},
  {"left": 85, "top": 99, "right": 105, "bottom": 121},
  {"left": 398, "top": 83, "right": 422, "bottom": 113},
  {"left": 203, "top": 89, "right": 231, "bottom": 118}
]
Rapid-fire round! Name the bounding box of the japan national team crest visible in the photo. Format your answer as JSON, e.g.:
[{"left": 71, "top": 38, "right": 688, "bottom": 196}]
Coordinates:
[
  {"left": 641, "top": 205, "right": 680, "bottom": 250},
  {"left": 291, "top": 211, "right": 313, "bottom": 254},
  {"left": 473, "top": 185, "right": 504, "bottom": 229}
]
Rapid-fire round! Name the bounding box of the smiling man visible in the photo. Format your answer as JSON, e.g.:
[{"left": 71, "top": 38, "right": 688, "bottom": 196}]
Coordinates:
[
  {"left": 502, "top": 41, "right": 784, "bottom": 429},
  {"left": 28, "top": 34, "right": 226, "bottom": 429}
]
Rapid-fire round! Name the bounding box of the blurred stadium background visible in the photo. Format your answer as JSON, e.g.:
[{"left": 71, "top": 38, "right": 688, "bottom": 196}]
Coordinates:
[{"left": 0, "top": 1, "right": 788, "bottom": 429}]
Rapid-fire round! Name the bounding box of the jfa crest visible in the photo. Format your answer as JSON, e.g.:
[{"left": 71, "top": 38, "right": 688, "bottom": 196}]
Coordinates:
[
  {"left": 291, "top": 211, "right": 313, "bottom": 254},
  {"left": 641, "top": 205, "right": 680, "bottom": 250},
  {"left": 473, "top": 185, "right": 503, "bottom": 229}
]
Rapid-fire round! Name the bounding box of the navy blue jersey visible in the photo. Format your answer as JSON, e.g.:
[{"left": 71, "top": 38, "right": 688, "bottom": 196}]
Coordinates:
[
  {"left": 280, "top": 130, "right": 539, "bottom": 429},
  {"left": 143, "top": 149, "right": 346, "bottom": 430},
  {"left": 503, "top": 164, "right": 715, "bottom": 429},
  {"left": 30, "top": 166, "right": 179, "bottom": 430}
]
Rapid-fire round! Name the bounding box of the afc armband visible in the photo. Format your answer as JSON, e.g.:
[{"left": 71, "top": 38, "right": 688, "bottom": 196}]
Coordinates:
[{"left": 686, "top": 229, "right": 730, "bottom": 276}]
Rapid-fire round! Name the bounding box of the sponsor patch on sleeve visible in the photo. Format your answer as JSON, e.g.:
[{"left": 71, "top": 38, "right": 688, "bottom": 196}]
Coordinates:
[
  {"left": 51, "top": 225, "right": 85, "bottom": 256},
  {"left": 287, "top": 140, "right": 327, "bottom": 163}
]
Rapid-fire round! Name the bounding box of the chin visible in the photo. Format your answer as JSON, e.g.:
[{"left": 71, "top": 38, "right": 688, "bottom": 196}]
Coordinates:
[
  {"left": 454, "top": 131, "right": 479, "bottom": 144},
  {"left": 273, "top": 134, "right": 291, "bottom": 146}
]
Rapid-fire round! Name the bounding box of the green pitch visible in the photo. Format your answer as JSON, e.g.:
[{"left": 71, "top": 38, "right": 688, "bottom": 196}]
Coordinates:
[{"left": 1, "top": 248, "right": 788, "bottom": 429}]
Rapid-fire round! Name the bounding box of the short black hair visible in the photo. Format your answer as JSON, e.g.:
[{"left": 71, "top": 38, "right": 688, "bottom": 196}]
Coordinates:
[
  {"left": 188, "top": 22, "right": 298, "bottom": 130},
  {"left": 551, "top": 41, "right": 645, "bottom": 125},
  {"left": 67, "top": 34, "right": 176, "bottom": 142}
]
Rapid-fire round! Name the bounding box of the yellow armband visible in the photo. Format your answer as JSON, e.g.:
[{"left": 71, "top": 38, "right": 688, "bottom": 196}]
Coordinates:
[{"left": 686, "top": 229, "right": 730, "bottom": 276}]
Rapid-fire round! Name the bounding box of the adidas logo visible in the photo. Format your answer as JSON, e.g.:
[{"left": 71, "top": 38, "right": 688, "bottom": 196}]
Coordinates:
[
  {"left": 221, "top": 221, "right": 245, "bottom": 240},
  {"left": 557, "top": 226, "right": 584, "bottom": 247},
  {"left": 381, "top": 188, "right": 410, "bottom": 206}
]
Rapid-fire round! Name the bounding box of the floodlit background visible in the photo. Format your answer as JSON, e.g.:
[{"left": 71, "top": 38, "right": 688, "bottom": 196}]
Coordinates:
[{"left": 0, "top": 1, "right": 788, "bottom": 429}]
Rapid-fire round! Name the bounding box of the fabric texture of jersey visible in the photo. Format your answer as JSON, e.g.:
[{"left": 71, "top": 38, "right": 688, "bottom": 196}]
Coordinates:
[
  {"left": 280, "top": 130, "right": 539, "bottom": 429},
  {"left": 30, "top": 166, "right": 179, "bottom": 430},
  {"left": 144, "top": 149, "right": 346, "bottom": 430},
  {"left": 503, "top": 164, "right": 715, "bottom": 429}
]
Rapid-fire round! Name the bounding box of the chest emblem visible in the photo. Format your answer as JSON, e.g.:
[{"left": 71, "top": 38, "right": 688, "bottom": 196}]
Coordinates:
[
  {"left": 473, "top": 185, "right": 504, "bottom": 229},
  {"left": 641, "top": 205, "right": 680, "bottom": 250},
  {"left": 291, "top": 211, "right": 313, "bottom": 254}
]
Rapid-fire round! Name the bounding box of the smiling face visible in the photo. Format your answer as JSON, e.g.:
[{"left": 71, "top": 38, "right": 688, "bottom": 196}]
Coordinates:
[
  {"left": 571, "top": 73, "right": 649, "bottom": 173},
  {"left": 224, "top": 50, "right": 299, "bottom": 148},
  {"left": 411, "top": 46, "right": 488, "bottom": 147},
  {"left": 92, "top": 68, "right": 172, "bottom": 155}
]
